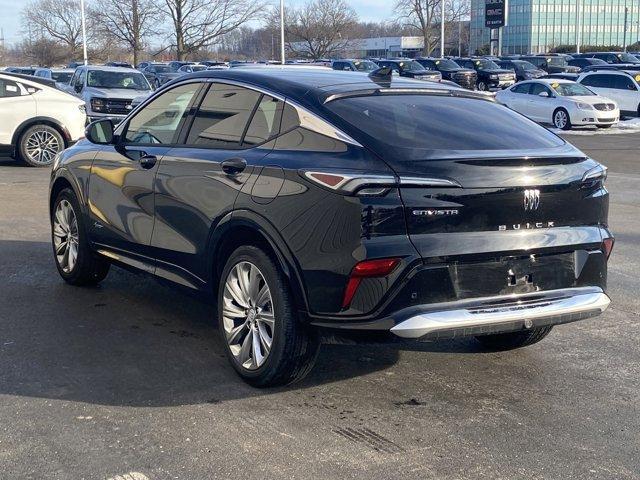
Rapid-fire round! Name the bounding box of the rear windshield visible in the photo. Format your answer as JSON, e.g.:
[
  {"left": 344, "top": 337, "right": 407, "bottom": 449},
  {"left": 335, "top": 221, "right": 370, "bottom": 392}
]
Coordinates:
[
  {"left": 52, "top": 72, "right": 72, "bottom": 83},
  {"left": 326, "top": 94, "right": 564, "bottom": 152}
]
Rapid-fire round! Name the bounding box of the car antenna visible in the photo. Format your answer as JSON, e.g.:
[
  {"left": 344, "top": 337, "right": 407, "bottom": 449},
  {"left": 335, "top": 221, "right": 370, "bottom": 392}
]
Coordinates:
[{"left": 369, "top": 66, "right": 392, "bottom": 82}]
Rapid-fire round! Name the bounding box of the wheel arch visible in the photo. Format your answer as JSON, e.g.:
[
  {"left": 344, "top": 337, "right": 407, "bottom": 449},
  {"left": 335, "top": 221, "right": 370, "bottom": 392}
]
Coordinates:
[
  {"left": 207, "top": 211, "right": 309, "bottom": 315},
  {"left": 12, "top": 116, "right": 72, "bottom": 155},
  {"left": 49, "top": 172, "right": 86, "bottom": 219}
]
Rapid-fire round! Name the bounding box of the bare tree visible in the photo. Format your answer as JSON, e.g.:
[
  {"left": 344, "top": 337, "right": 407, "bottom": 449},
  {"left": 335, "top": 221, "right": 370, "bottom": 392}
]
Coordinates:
[
  {"left": 19, "top": 37, "right": 68, "bottom": 66},
  {"left": 92, "top": 0, "right": 158, "bottom": 66},
  {"left": 21, "top": 0, "right": 95, "bottom": 58},
  {"left": 161, "top": 0, "right": 264, "bottom": 60},
  {"left": 394, "top": 0, "right": 441, "bottom": 55},
  {"left": 278, "top": 0, "right": 358, "bottom": 60}
]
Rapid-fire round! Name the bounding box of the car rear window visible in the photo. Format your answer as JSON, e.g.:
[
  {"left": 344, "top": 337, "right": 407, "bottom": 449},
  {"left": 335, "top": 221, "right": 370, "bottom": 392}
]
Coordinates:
[{"left": 325, "top": 94, "right": 564, "bottom": 152}]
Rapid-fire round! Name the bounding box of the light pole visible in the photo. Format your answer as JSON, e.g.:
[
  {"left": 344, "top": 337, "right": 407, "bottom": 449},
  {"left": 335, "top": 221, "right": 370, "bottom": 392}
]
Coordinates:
[
  {"left": 440, "top": 0, "right": 445, "bottom": 56},
  {"left": 80, "top": 0, "right": 88, "bottom": 65},
  {"left": 280, "top": 0, "right": 285, "bottom": 64},
  {"left": 576, "top": 0, "right": 582, "bottom": 53}
]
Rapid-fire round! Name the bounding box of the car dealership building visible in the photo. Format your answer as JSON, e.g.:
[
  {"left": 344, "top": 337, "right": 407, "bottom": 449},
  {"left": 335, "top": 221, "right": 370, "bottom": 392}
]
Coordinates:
[{"left": 470, "top": 0, "right": 640, "bottom": 54}]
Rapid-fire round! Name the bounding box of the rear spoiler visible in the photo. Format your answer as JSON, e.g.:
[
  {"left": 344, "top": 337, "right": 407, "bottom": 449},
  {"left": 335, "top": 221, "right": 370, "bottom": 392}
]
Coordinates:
[{"left": 0, "top": 72, "right": 57, "bottom": 89}]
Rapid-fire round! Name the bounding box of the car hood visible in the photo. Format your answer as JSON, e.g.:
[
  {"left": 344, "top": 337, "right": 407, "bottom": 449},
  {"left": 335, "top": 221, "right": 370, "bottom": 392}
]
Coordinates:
[
  {"left": 84, "top": 87, "right": 152, "bottom": 99},
  {"left": 483, "top": 69, "right": 514, "bottom": 75},
  {"left": 567, "top": 95, "right": 617, "bottom": 106}
]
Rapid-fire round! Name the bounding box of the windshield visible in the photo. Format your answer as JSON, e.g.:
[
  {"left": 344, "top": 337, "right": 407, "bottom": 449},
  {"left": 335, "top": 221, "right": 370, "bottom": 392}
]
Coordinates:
[
  {"left": 551, "top": 82, "right": 595, "bottom": 96},
  {"left": 616, "top": 52, "right": 640, "bottom": 64},
  {"left": 517, "top": 61, "right": 538, "bottom": 71},
  {"left": 87, "top": 70, "right": 150, "bottom": 90},
  {"left": 547, "top": 57, "right": 568, "bottom": 66},
  {"left": 435, "top": 59, "right": 462, "bottom": 70},
  {"left": 51, "top": 72, "right": 72, "bottom": 83},
  {"left": 326, "top": 94, "right": 563, "bottom": 153},
  {"left": 353, "top": 60, "right": 378, "bottom": 72},
  {"left": 473, "top": 59, "right": 500, "bottom": 70},
  {"left": 399, "top": 61, "right": 425, "bottom": 72}
]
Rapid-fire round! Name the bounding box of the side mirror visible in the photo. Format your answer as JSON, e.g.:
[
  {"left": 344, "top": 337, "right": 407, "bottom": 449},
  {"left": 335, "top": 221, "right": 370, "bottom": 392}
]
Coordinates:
[
  {"left": 85, "top": 119, "right": 114, "bottom": 145},
  {"left": 538, "top": 91, "right": 550, "bottom": 97}
]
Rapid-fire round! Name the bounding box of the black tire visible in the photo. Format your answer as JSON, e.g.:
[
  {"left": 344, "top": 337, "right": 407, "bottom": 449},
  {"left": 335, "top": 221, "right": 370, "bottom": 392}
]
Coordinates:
[
  {"left": 477, "top": 81, "right": 487, "bottom": 91},
  {"left": 475, "top": 326, "right": 553, "bottom": 351},
  {"left": 51, "top": 188, "right": 110, "bottom": 286},
  {"left": 217, "top": 245, "right": 320, "bottom": 387},
  {"left": 19, "top": 124, "right": 65, "bottom": 167},
  {"left": 552, "top": 108, "right": 572, "bottom": 130}
]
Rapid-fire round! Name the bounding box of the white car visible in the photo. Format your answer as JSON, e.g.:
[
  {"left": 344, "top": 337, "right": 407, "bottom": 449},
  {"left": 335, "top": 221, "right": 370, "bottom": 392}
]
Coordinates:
[
  {"left": 495, "top": 78, "right": 619, "bottom": 130},
  {"left": 577, "top": 70, "right": 640, "bottom": 116},
  {"left": 0, "top": 73, "right": 86, "bottom": 167}
]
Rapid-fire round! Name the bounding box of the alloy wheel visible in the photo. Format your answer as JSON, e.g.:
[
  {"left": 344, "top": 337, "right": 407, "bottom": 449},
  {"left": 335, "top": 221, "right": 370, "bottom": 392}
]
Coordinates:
[
  {"left": 25, "top": 129, "right": 61, "bottom": 165},
  {"left": 222, "top": 261, "right": 275, "bottom": 371},
  {"left": 52, "top": 199, "right": 79, "bottom": 273},
  {"left": 554, "top": 110, "right": 568, "bottom": 129}
]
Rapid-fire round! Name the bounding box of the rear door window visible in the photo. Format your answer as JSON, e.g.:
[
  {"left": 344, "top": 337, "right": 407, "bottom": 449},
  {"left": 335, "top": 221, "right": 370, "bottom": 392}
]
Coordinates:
[
  {"left": 0, "top": 79, "right": 21, "bottom": 98},
  {"left": 186, "top": 83, "right": 261, "bottom": 148},
  {"left": 528, "top": 83, "right": 551, "bottom": 96},
  {"left": 242, "top": 95, "right": 283, "bottom": 147},
  {"left": 581, "top": 74, "right": 611, "bottom": 88},
  {"left": 511, "top": 83, "right": 530, "bottom": 94},
  {"left": 612, "top": 75, "right": 637, "bottom": 90}
]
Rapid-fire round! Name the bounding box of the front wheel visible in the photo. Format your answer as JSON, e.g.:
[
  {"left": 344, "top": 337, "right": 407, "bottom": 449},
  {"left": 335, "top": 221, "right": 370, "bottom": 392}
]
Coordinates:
[
  {"left": 477, "top": 81, "right": 487, "bottom": 91},
  {"left": 475, "top": 326, "right": 553, "bottom": 350},
  {"left": 218, "top": 246, "right": 319, "bottom": 387},
  {"left": 52, "top": 189, "right": 110, "bottom": 285},
  {"left": 553, "top": 108, "right": 571, "bottom": 130}
]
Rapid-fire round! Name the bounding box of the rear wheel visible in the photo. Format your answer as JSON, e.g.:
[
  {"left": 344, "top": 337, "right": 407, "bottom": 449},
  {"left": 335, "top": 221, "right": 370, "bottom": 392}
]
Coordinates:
[
  {"left": 218, "top": 245, "right": 319, "bottom": 387},
  {"left": 52, "top": 189, "right": 110, "bottom": 285},
  {"left": 477, "top": 81, "right": 487, "bottom": 91},
  {"left": 553, "top": 108, "right": 571, "bottom": 130},
  {"left": 475, "top": 326, "right": 553, "bottom": 350},
  {"left": 19, "top": 124, "right": 65, "bottom": 167}
]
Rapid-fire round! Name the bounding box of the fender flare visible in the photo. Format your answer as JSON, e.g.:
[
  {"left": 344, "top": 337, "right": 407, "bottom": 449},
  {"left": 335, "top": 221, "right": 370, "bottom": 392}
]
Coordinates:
[
  {"left": 207, "top": 210, "right": 310, "bottom": 314},
  {"left": 49, "top": 168, "right": 88, "bottom": 218}
]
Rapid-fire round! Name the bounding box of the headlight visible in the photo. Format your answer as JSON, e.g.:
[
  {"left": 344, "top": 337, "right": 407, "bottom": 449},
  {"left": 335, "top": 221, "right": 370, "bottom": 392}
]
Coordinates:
[
  {"left": 576, "top": 102, "right": 593, "bottom": 110},
  {"left": 490, "top": 74, "right": 498, "bottom": 79},
  {"left": 90, "top": 98, "right": 106, "bottom": 112}
]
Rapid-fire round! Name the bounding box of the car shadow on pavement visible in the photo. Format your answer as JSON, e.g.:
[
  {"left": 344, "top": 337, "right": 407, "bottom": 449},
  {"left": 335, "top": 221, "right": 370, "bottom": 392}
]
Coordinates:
[{"left": 0, "top": 239, "right": 483, "bottom": 407}]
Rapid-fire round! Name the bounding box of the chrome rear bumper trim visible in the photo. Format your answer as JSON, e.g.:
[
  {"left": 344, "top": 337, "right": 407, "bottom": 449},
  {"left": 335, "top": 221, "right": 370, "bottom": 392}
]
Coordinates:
[{"left": 390, "top": 287, "right": 610, "bottom": 339}]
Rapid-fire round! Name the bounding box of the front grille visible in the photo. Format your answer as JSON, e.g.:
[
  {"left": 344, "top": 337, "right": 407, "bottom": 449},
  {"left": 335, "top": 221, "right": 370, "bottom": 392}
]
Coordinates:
[
  {"left": 594, "top": 103, "right": 616, "bottom": 111},
  {"left": 453, "top": 72, "right": 477, "bottom": 90},
  {"left": 597, "top": 117, "right": 616, "bottom": 123},
  {"left": 97, "top": 98, "right": 133, "bottom": 115},
  {"left": 498, "top": 74, "right": 514, "bottom": 81}
]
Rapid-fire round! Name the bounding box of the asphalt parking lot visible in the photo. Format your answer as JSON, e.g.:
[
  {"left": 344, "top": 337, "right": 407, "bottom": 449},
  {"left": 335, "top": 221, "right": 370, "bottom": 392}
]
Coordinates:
[{"left": 1, "top": 133, "right": 639, "bottom": 480}]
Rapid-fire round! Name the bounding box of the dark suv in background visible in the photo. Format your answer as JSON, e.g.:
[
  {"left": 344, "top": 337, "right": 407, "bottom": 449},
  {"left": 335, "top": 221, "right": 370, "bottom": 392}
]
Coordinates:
[
  {"left": 49, "top": 67, "right": 613, "bottom": 387},
  {"left": 332, "top": 59, "right": 379, "bottom": 72},
  {"left": 521, "top": 55, "right": 581, "bottom": 74},
  {"left": 496, "top": 59, "right": 546, "bottom": 81},
  {"left": 453, "top": 57, "right": 516, "bottom": 91},
  {"left": 373, "top": 58, "right": 442, "bottom": 82},
  {"left": 414, "top": 57, "right": 477, "bottom": 89}
]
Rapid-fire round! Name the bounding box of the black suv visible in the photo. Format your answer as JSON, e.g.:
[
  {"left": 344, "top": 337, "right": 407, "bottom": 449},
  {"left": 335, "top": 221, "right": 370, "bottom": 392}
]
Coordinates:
[
  {"left": 332, "top": 59, "right": 379, "bottom": 73},
  {"left": 373, "top": 58, "right": 442, "bottom": 82},
  {"left": 496, "top": 59, "right": 546, "bottom": 81},
  {"left": 452, "top": 57, "right": 516, "bottom": 91},
  {"left": 49, "top": 68, "right": 613, "bottom": 387},
  {"left": 568, "top": 57, "right": 608, "bottom": 71},
  {"left": 414, "top": 57, "right": 477, "bottom": 89},
  {"left": 520, "top": 55, "right": 581, "bottom": 74},
  {"left": 580, "top": 51, "right": 640, "bottom": 65}
]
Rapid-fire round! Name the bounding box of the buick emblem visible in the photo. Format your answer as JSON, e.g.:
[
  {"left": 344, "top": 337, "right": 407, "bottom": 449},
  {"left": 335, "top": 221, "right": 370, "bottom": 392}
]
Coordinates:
[{"left": 523, "top": 189, "right": 540, "bottom": 211}]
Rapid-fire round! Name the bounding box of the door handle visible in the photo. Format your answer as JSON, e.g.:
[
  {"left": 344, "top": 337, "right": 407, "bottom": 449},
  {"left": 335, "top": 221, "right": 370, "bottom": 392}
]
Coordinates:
[
  {"left": 139, "top": 154, "right": 157, "bottom": 170},
  {"left": 221, "top": 157, "right": 247, "bottom": 175}
]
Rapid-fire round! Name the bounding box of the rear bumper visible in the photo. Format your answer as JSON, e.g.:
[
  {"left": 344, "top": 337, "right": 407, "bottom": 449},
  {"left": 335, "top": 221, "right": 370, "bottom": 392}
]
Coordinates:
[{"left": 390, "top": 286, "right": 609, "bottom": 340}]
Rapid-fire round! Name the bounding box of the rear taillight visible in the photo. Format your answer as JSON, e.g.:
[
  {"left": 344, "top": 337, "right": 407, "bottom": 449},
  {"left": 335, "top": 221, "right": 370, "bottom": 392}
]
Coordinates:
[
  {"left": 603, "top": 237, "right": 614, "bottom": 259},
  {"left": 582, "top": 164, "right": 608, "bottom": 188},
  {"left": 342, "top": 258, "right": 400, "bottom": 309}
]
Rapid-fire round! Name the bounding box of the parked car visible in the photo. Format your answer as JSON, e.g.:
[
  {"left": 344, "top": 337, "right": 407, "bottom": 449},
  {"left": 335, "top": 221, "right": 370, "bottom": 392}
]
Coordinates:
[
  {"left": 496, "top": 59, "right": 546, "bottom": 81},
  {"left": 136, "top": 61, "right": 152, "bottom": 70},
  {"left": 578, "top": 70, "right": 640, "bottom": 116},
  {"left": 168, "top": 61, "right": 195, "bottom": 72},
  {"left": 0, "top": 72, "right": 86, "bottom": 166},
  {"left": 495, "top": 78, "right": 619, "bottom": 129},
  {"left": 49, "top": 68, "right": 613, "bottom": 386},
  {"left": 580, "top": 51, "right": 640, "bottom": 65},
  {"left": 414, "top": 57, "right": 477, "bottom": 89},
  {"left": 452, "top": 57, "right": 516, "bottom": 91},
  {"left": 520, "top": 55, "right": 581, "bottom": 74},
  {"left": 105, "top": 61, "right": 134, "bottom": 68},
  {"left": 568, "top": 57, "right": 608, "bottom": 71},
  {"left": 372, "top": 58, "right": 442, "bottom": 82},
  {"left": 4, "top": 66, "right": 36, "bottom": 75},
  {"left": 177, "top": 64, "right": 208, "bottom": 74},
  {"left": 68, "top": 65, "right": 153, "bottom": 122},
  {"left": 332, "top": 59, "right": 379, "bottom": 73},
  {"left": 544, "top": 72, "right": 580, "bottom": 81},
  {"left": 141, "top": 63, "right": 178, "bottom": 88},
  {"left": 33, "top": 68, "right": 75, "bottom": 89},
  {"left": 199, "top": 61, "right": 227, "bottom": 67}
]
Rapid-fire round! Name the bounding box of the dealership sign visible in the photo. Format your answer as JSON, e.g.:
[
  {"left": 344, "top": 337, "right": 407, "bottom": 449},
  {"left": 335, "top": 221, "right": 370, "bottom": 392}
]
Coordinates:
[{"left": 485, "top": 0, "right": 507, "bottom": 28}]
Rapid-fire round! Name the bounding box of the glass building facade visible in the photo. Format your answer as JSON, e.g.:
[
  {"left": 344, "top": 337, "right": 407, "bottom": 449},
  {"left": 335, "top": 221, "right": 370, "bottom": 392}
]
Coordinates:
[{"left": 471, "top": 0, "right": 640, "bottom": 54}]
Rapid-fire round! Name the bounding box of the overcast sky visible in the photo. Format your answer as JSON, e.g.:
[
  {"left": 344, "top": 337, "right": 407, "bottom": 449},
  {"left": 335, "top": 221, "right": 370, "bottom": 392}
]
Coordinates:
[{"left": 0, "top": 0, "right": 394, "bottom": 47}]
